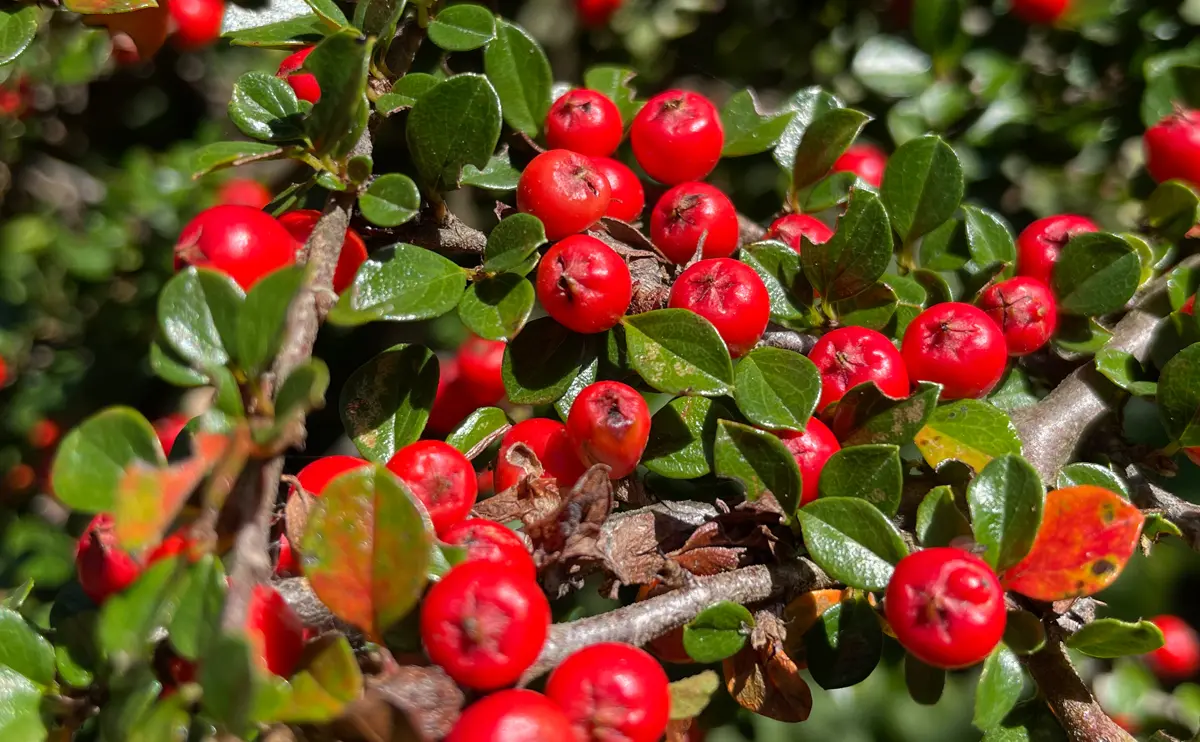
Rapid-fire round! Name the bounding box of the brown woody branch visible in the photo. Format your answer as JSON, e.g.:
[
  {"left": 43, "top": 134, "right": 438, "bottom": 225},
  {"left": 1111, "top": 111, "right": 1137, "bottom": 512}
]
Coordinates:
[
  {"left": 1125, "top": 464, "right": 1200, "bottom": 550},
  {"left": 1022, "top": 640, "right": 1135, "bottom": 742}
]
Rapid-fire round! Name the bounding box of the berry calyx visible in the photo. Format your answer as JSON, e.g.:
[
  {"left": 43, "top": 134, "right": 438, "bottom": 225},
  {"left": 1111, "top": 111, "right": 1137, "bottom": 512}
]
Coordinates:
[
  {"left": 277, "top": 47, "right": 320, "bottom": 104},
  {"left": 290, "top": 455, "right": 370, "bottom": 498},
  {"left": 545, "top": 642, "right": 671, "bottom": 742},
  {"left": 650, "top": 182, "right": 740, "bottom": 264},
  {"left": 631, "top": 90, "right": 724, "bottom": 185},
  {"left": 809, "top": 327, "right": 910, "bottom": 411},
  {"left": 420, "top": 561, "right": 550, "bottom": 690},
  {"left": 1144, "top": 108, "right": 1200, "bottom": 187},
  {"left": 278, "top": 209, "right": 368, "bottom": 294},
  {"left": 976, "top": 277, "right": 1058, "bottom": 357},
  {"left": 217, "top": 179, "right": 272, "bottom": 209},
  {"left": 153, "top": 414, "right": 189, "bottom": 457},
  {"left": 1146, "top": 615, "right": 1200, "bottom": 681},
  {"left": 576, "top": 0, "right": 622, "bottom": 27},
  {"left": 167, "top": 0, "right": 224, "bottom": 50},
  {"left": 536, "top": 234, "right": 632, "bottom": 334},
  {"left": 174, "top": 205, "right": 298, "bottom": 291},
  {"left": 901, "top": 302, "right": 1007, "bottom": 400},
  {"left": 668, "top": 258, "right": 770, "bottom": 358},
  {"left": 885, "top": 547, "right": 1006, "bottom": 669},
  {"left": 1010, "top": 0, "right": 1070, "bottom": 24},
  {"left": 832, "top": 143, "right": 887, "bottom": 188},
  {"left": 386, "top": 441, "right": 478, "bottom": 536},
  {"left": 246, "top": 583, "right": 306, "bottom": 677},
  {"left": 75, "top": 514, "right": 142, "bottom": 605},
  {"left": 1015, "top": 214, "right": 1099, "bottom": 288},
  {"left": 457, "top": 336, "right": 507, "bottom": 407},
  {"left": 545, "top": 89, "right": 624, "bottom": 158},
  {"left": 494, "top": 418, "right": 588, "bottom": 493},
  {"left": 446, "top": 689, "right": 575, "bottom": 742},
  {"left": 517, "top": 150, "right": 612, "bottom": 241},
  {"left": 566, "top": 381, "right": 651, "bottom": 479},
  {"left": 592, "top": 157, "right": 646, "bottom": 223},
  {"left": 776, "top": 418, "right": 841, "bottom": 506},
  {"left": 441, "top": 518, "right": 536, "bottom": 581},
  {"left": 765, "top": 213, "right": 834, "bottom": 251}
]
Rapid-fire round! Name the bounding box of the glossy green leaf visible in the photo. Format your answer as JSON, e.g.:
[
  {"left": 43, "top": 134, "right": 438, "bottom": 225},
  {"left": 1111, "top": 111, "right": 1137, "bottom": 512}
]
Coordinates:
[
  {"left": 304, "top": 0, "right": 350, "bottom": 26},
  {"left": 359, "top": 173, "right": 420, "bottom": 227},
  {"left": 831, "top": 281, "right": 899, "bottom": 331},
  {"left": 683, "top": 601, "right": 755, "bottom": 664},
  {"left": 168, "top": 555, "right": 225, "bottom": 661},
  {"left": 1144, "top": 180, "right": 1200, "bottom": 243},
  {"left": 1156, "top": 342, "right": 1200, "bottom": 447},
  {"left": 805, "top": 595, "right": 882, "bottom": 690},
  {"left": 553, "top": 355, "right": 598, "bottom": 422},
  {"left": 773, "top": 86, "right": 843, "bottom": 172},
  {"left": 964, "top": 205, "right": 1017, "bottom": 275},
  {"left": 1067, "top": 619, "right": 1165, "bottom": 658},
  {"left": 881, "top": 134, "right": 963, "bottom": 243},
  {"left": 801, "top": 189, "right": 892, "bottom": 302},
  {"left": 905, "top": 654, "right": 945, "bottom": 706},
  {"left": 484, "top": 213, "right": 547, "bottom": 275},
  {"left": 714, "top": 420, "right": 804, "bottom": 514},
  {"left": 484, "top": 18, "right": 552, "bottom": 136},
  {"left": 721, "top": 89, "right": 796, "bottom": 157},
  {"left": 915, "top": 400, "right": 1022, "bottom": 472},
  {"left": 0, "top": 608, "right": 54, "bottom": 686},
  {"left": 582, "top": 65, "right": 642, "bottom": 125},
  {"left": 192, "top": 141, "right": 286, "bottom": 177},
  {"left": 353, "top": 0, "right": 406, "bottom": 41},
  {"left": 237, "top": 265, "right": 304, "bottom": 377},
  {"left": 804, "top": 171, "right": 873, "bottom": 213},
  {"left": 445, "top": 407, "right": 509, "bottom": 455},
  {"left": 741, "top": 241, "right": 811, "bottom": 322},
  {"left": 458, "top": 274, "right": 535, "bottom": 341},
  {"left": 273, "top": 359, "right": 331, "bottom": 436},
  {"left": 1053, "top": 315, "right": 1113, "bottom": 357},
  {"left": 882, "top": 272, "right": 926, "bottom": 337},
  {"left": 329, "top": 244, "right": 466, "bottom": 326},
  {"left": 818, "top": 444, "right": 902, "bottom": 516},
  {"left": 623, "top": 309, "right": 734, "bottom": 396},
  {"left": 428, "top": 3, "right": 495, "bottom": 51},
  {"left": 340, "top": 345, "right": 438, "bottom": 463},
  {"left": 915, "top": 485, "right": 972, "bottom": 547},
  {"left": 974, "top": 646, "right": 1023, "bottom": 730},
  {"left": 502, "top": 316, "right": 588, "bottom": 404},
  {"left": 1056, "top": 463, "right": 1130, "bottom": 500},
  {"left": 733, "top": 348, "right": 820, "bottom": 432},
  {"left": 1095, "top": 348, "right": 1157, "bottom": 398},
  {"left": 157, "top": 267, "right": 244, "bottom": 369},
  {"left": 967, "top": 454, "right": 1044, "bottom": 571},
  {"left": 149, "top": 341, "right": 208, "bottom": 388},
  {"left": 853, "top": 36, "right": 934, "bottom": 98},
  {"left": 306, "top": 30, "right": 372, "bottom": 159},
  {"left": 51, "top": 407, "right": 163, "bottom": 513},
  {"left": 795, "top": 497, "right": 909, "bottom": 590},
  {"left": 376, "top": 73, "right": 439, "bottom": 113},
  {"left": 0, "top": 7, "right": 38, "bottom": 66},
  {"left": 791, "top": 108, "right": 871, "bottom": 194},
  {"left": 830, "top": 381, "right": 941, "bottom": 447},
  {"left": 461, "top": 148, "right": 522, "bottom": 191},
  {"left": 1003, "top": 610, "right": 1046, "bottom": 656},
  {"left": 407, "top": 73, "right": 502, "bottom": 189},
  {"left": 127, "top": 694, "right": 189, "bottom": 742},
  {"left": 987, "top": 368, "right": 1040, "bottom": 414},
  {"left": 643, "top": 395, "right": 724, "bottom": 479},
  {"left": 228, "top": 72, "right": 305, "bottom": 142},
  {"left": 225, "top": 14, "right": 330, "bottom": 49},
  {"left": 0, "top": 666, "right": 46, "bottom": 740},
  {"left": 1052, "top": 232, "right": 1140, "bottom": 317}
]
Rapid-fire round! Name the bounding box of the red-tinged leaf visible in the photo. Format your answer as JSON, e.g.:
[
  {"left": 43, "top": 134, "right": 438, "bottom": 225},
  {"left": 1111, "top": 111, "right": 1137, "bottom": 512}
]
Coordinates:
[
  {"left": 299, "top": 465, "right": 434, "bottom": 642},
  {"left": 1001, "top": 485, "right": 1144, "bottom": 601}
]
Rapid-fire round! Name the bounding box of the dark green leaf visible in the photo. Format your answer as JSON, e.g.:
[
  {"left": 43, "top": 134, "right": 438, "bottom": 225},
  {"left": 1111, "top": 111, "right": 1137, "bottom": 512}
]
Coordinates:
[
  {"left": 915, "top": 485, "right": 972, "bottom": 547},
  {"left": 1142, "top": 50, "right": 1200, "bottom": 127},
  {"left": 795, "top": 497, "right": 909, "bottom": 590},
  {"left": 340, "top": 345, "right": 439, "bottom": 463},
  {"left": 1053, "top": 315, "right": 1113, "bottom": 357},
  {"left": 831, "top": 381, "right": 941, "bottom": 447},
  {"left": 128, "top": 694, "right": 189, "bottom": 742},
  {"left": 668, "top": 671, "right": 721, "bottom": 720},
  {"left": 306, "top": 30, "right": 373, "bottom": 159},
  {"left": 1156, "top": 343, "right": 1200, "bottom": 447},
  {"left": 773, "top": 86, "right": 843, "bottom": 172},
  {"left": 237, "top": 265, "right": 305, "bottom": 377},
  {"left": 740, "top": 241, "right": 811, "bottom": 322},
  {"left": 353, "top": 0, "right": 406, "bottom": 41},
  {"left": 1052, "top": 233, "right": 1140, "bottom": 317},
  {"left": 881, "top": 134, "right": 964, "bottom": 243},
  {"left": 445, "top": 407, "right": 509, "bottom": 455},
  {"left": 721, "top": 89, "right": 796, "bottom": 157},
  {"left": 51, "top": 407, "right": 163, "bottom": 513},
  {"left": 377, "top": 73, "right": 440, "bottom": 113},
  {"left": 461, "top": 148, "right": 522, "bottom": 191},
  {"left": 428, "top": 4, "right": 495, "bottom": 51},
  {"left": 0, "top": 7, "right": 38, "bottom": 66},
  {"left": 966, "top": 454, "right": 1044, "bottom": 571},
  {"left": 192, "top": 141, "right": 287, "bottom": 177},
  {"left": 554, "top": 356, "right": 598, "bottom": 422},
  {"left": 225, "top": 15, "right": 331, "bottom": 49},
  {"left": 0, "top": 608, "right": 54, "bottom": 686},
  {"left": 914, "top": 400, "right": 1022, "bottom": 472},
  {"left": 905, "top": 654, "right": 945, "bottom": 706},
  {"left": 643, "top": 395, "right": 725, "bottom": 479},
  {"left": 98, "top": 557, "right": 188, "bottom": 665},
  {"left": 623, "top": 309, "right": 735, "bottom": 396},
  {"left": 818, "top": 444, "right": 902, "bottom": 516},
  {"left": 801, "top": 189, "right": 892, "bottom": 302},
  {"left": 1144, "top": 180, "right": 1200, "bottom": 243},
  {"left": 1056, "top": 463, "right": 1130, "bottom": 500},
  {"left": 329, "top": 243, "right": 466, "bottom": 326},
  {"left": 733, "top": 348, "right": 820, "bottom": 432},
  {"left": 359, "top": 173, "right": 420, "bottom": 227},
  {"left": 200, "top": 635, "right": 256, "bottom": 735},
  {"left": 831, "top": 281, "right": 899, "bottom": 331},
  {"left": 273, "top": 359, "right": 331, "bottom": 434},
  {"left": 484, "top": 213, "right": 547, "bottom": 275},
  {"left": 974, "top": 646, "right": 1024, "bottom": 730},
  {"left": 502, "top": 317, "right": 588, "bottom": 404},
  {"left": 988, "top": 367, "right": 1040, "bottom": 414},
  {"left": 582, "top": 65, "right": 642, "bottom": 125},
  {"left": 805, "top": 596, "right": 882, "bottom": 690},
  {"left": 157, "top": 267, "right": 244, "bottom": 369},
  {"left": 682, "top": 601, "right": 755, "bottom": 664},
  {"left": 917, "top": 214, "right": 970, "bottom": 272},
  {"left": 882, "top": 272, "right": 926, "bottom": 337},
  {"left": 911, "top": 0, "right": 966, "bottom": 66},
  {"left": 853, "top": 36, "right": 934, "bottom": 98},
  {"left": 1066, "top": 618, "right": 1165, "bottom": 658},
  {"left": 1003, "top": 610, "right": 1046, "bottom": 656},
  {"left": 304, "top": 0, "right": 350, "bottom": 26},
  {"left": 228, "top": 72, "right": 305, "bottom": 142},
  {"left": 791, "top": 108, "right": 871, "bottom": 194},
  {"left": 407, "top": 73, "right": 503, "bottom": 190},
  {"left": 980, "top": 701, "right": 1068, "bottom": 742},
  {"left": 713, "top": 420, "right": 803, "bottom": 514},
  {"left": 458, "top": 274, "right": 535, "bottom": 341},
  {"left": 168, "top": 555, "right": 225, "bottom": 661},
  {"left": 150, "top": 341, "right": 207, "bottom": 388},
  {"left": 804, "top": 171, "right": 874, "bottom": 213},
  {"left": 483, "top": 18, "right": 552, "bottom": 136},
  {"left": 964, "top": 205, "right": 1017, "bottom": 276}
]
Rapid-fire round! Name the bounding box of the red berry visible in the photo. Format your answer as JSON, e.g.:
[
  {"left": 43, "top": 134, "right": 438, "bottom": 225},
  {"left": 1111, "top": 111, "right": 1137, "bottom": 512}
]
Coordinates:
[
  {"left": 668, "top": 258, "right": 770, "bottom": 358},
  {"left": 168, "top": 0, "right": 224, "bottom": 50},
  {"left": 278, "top": 209, "right": 368, "bottom": 295},
  {"left": 420, "top": 561, "right": 550, "bottom": 690},
  {"left": 427, "top": 359, "right": 482, "bottom": 436},
  {"left": 566, "top": 381, "right": 651, "bottom": 479},
  {"left": 457, "top": 336, "right": 507, "bottom": 407},
  {"left": 217, "top": 178, "right": 272, "bottom": 209},
  {"left": 441, "top": 518, "right": 536, "bottom": 581},
  {"left": 545, "top": 89, "right": 624, "bottom": 158},
  {"left": 650, "top": 182, "right": 739, "bottom": 264},
  {"left": 776, "top": 418, "right": 840, "bottom": 506},
  {"left": 175, "top": 205, "right": 297, "bottom": 291},
  {"left": 901, "top": 303, "right": 1007, "bottom": 400},
  {"left": 832, "top": 144, "right": 887, "bottom": 188},
  {"left": 1144, "top": 109, "right": 1200, "bottom": 187},
  {"left": 1146, "top": 615, "right": 1200, "bottom": 681},
  {"left": 277, "top": 47, "right": 320, "bottom": 104},
  {"left": 765, "top": 213, "right": 834, "bottom": 251},
  {"left": 885, "top": 547, "right": 1006, "bottom": 669},
  {"left": 592, "top": 157, "right": 645, "bottom": 223},
  {"left": 29, "top": 419, "right": 60, "bottom": 449},
  {"left": 0, "top": 356, "right": 8, "bottom": 387},
  {"left": 386, "top": 441, "right": 478, "bottom": 535},
  {"left": 494, "top": 418, "right": 588, "bottom": 493},
  {"left": 275, "top": 533, "right": 300, "bottom": 578},
  {"left": 976, "top": 277, "right": 1058, "bottom": 357},
  {"left": 809, "top": 327, "right": 910, "bottom": 411},
  {"left": 575, "top": 0, "right": 622, "bottom": 27},
  {"left": 291, "top": 455, "right": 370, "bottom": 498},
  {"left": 1015, "top": 214, "right": 1099, "bottom": 288},
  {"left": 246, "top": 583, "right": 306, "bottom": 677},
  {"left": 545, "top": 643, "right": 671, "bottom": 742},
  {"left": 0, "top": 77, "right": 30, "bottom": 120},
  {"left": 1010, "top": 0, "right": 1070, "bottom": 24},
  {"left": 631, "top": 90, "right": 723, "bottom": 185},
  {"left": 446, "top": 689, "right": 575, "bottom": 742},
  {"left": 517, "top": 150, "right": 612, "bottom": 241},
  {"left": 153, "top": 414, "right": 189, "bottom": 457},
  {"left": 536, "top": 234, "right": 632, "bottom": 334},
  {"left": 75, "top": 514, "right": 142, "bottom": 605},
  {"left": 148, "top": 529, "right": 198, "bottom": 564}
]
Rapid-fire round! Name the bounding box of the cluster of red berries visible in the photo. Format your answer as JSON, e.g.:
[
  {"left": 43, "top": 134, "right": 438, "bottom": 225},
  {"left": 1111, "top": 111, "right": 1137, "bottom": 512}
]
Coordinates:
[
  {"left": 428, "top": 335, "right": 507, "bottom": 435},
  {"left": 277, "top": 48, "right": 321, "bottom": 104}
]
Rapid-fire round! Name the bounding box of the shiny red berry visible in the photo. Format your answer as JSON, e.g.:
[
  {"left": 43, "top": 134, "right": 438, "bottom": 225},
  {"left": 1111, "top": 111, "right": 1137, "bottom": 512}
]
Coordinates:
[
  {"left": 631, "top": 90, "right": 723, "bottom": 185},
  {"left": 175, "top": 205, "right": 297, "bottom": 291},
  {"left": 901, "top": 303, "right": 1007, "bottom": 400},
  {"left": 567, "top": 381, "right": 651, "bottom": 479},
  {"left": 545, "top": 643, "right": 671, "bottom": 742},
  {"left": 1144, "top": 109, "right": 1200, "bottom": 187},
  {"left": 168, "top": 0, "right": 224, "bottom": 50},
  {"left": 446, "top": 689, "right": 575, "bottom": 742},
  {"left": 152, "top": 414, "right": 189, "bottom": 456},
  {"left": 650, "top": 182, "right": 739, "bottom": 264},
  {"left": 441, "top": 518, "right": 536, "bottom": 581},
  {"left": 386, "top": 441, "right": 478, "bottom": 536},
  {"left": 275, "top": 533, "right": 300, "bottom": 578},
  {"left": 976, "top": 277, "right": 1058, "bottom": 357},
  {"left": 421, "top": 561, "right": 550, "bottom": 690},
  {"left": 1015, "top": 214, "right": 1099, "bottom": 288},
  {"left": 494, "top": 418, "right": 588, "bottom": 493},
  {"left": 575, "top": 0, "right": 622, "bottom": 27},
  {"left": 292, "top": 455, "right": 370, "bottom": 498},
  {"left": 592, "top": 157, "right": 645, "bottom": 223},
  {"left": 833, "top": 143, "right": 887, "bottom": 188},
  {"left": 765, "top": 213, "right": 834, "bottom": 251},
  {"left": 809, "top": 327, "right": 910, "bottom": 411},
  {"left": 776, "top": 418, "right": 840, "bottom": 506},
  {"left": 246, "top": 583, "right": 306, "bottom": 677},
  {"left": 668, "top": 258, "right": 770, "bottom": 358},
  {"left": 1146, "top": 615, "right": 1200, "bottom": 681},
  {"left": 217, "top": 178, "right": 272, "bottom": 209},
  {"left": 546, "top": 89, "right": 624, "bottom": 158},
  {"left": 76, "top": 514, "right": 142, "bottom": 605},
  {"left": 1010, "top": 0, "right": 1069, "bottom": 24},
  {"left": 885, "top": 547, "right": 1006, "bottom": 669},
  {"left": 536, "top": 234, "right": 632, "bottom": 334},
  {"left": 277, "top": 47, "right": 320, "bottom": 104},
  {"left": 278, "top": 209, "right": 368, "bottom": 295},
  {"left": 517, "top": 150, "right": 612, "bottom": 241},
  {"left": 457, "top": 336, "right": 507, "bottom": 407}
]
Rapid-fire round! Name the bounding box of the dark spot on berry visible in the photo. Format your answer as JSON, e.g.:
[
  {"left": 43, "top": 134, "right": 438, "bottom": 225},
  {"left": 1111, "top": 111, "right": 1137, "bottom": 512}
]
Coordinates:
[{"left": 1091, "top": 559, "right": 1114, "bottom": 576}]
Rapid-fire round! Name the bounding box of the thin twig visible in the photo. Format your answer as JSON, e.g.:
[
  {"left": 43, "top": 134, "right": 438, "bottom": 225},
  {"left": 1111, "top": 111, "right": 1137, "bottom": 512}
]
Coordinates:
[
  {"left": 1125, "top": 464, "right": 1200, "bottom": 550},
  {"left": 1022, "top": 639, "right": 1135, "bottom": 742}
]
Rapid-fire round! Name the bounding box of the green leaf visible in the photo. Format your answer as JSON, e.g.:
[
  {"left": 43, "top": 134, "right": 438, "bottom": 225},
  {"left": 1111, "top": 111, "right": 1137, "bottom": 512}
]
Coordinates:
[
  {"left": 359, "top": 174, "right": 420, "bottom": 227},
  {"left": 682, "top": 602, "right": 755, "bottom": 664},
  {"left": 353, "top": 0, "right": 406, "bottom": 41},
  {"left": 199, "top": 635, "right": 255, "bottom": 735},
  {"left": 51, "top": 407, "right": 163, "bottom": 513},
  {"left": 1144, "top": 180, "right": 1200, "bottom": 243},
  {"left": 483, "top": 18, "right": 552, "bottom": 137},
  {"left": 643, "top": 395, "right": 725, "bottom": 479},
  {"left": 0, "top": 608, "right": 54, "bottom": 686},
  {"left": 340, "top": 345, "right": 439, "bottom": 463},
  {"left": 905, "top": 654, "right": 945, "bottom": 706},
  {"left": 458, "top": 274, "right": 534, "bottom": 341},
  {"left": 377, "top": 73, "right": 440, "bottom": 114},
  {"left": 428, "top": 3, "right": 495, "bottom": 51},
  {"left": 237, "top": 265, "right": 304, "bottom": 377},
  {"left": 273, "top": 359, "right": 331, "bottom": 435},
  {"left": 1003, "top": 610, "right": 1046, "bottom": 656},
  {"left": 911, "top": 0, "right": 966, "bottom": 66},
  {"left": 622, "top": 309, "right": 735, "bottom": 397},
  {"left": 773, "top": 86, "right": 843, "bottom": 172},
  {"left": 795, "top": 497, "right": 909, "bottom": 590},
  {"left": 228, "top": 72, "right": 305, "bottom": 142},
  {"left": 1142, "top": 50, "right": 1200, "bottom": 127},
  {"left": 407, "top": 73, "right": 503, "bottom": 190},
  {"left": 882, "top": 272, "right": 926, "bottom": 337},
  {"left": 1066, "top": 619, "right": 1165, "bottom": 658},
  {"left": 0, "top": 7, "right": 38, "bottom": 66},
  {"left": 721, "top": 89, "right": 796, "bottom": 157},
  {"left": 484, "top": 213, "right": 547, "bottom": 275},
  {"left": 831, "top": 281, "right": 899, "bottom": 331},
  {"left": 818, "top": 445, "right": 902, "bottom": 516},
  {"left": 445, "top": 407, "right": 509, "bottom": 455},
  {"left": 128, "top": 694, "right": 189, "bottom": 742},
  {"left": 225, "top": 15, "right": 331, "bottom": 49},
  {"left": 740, "top": 241, "right": 811, "bottom": 322},
  {"left": 979, "top": 701, "right": 1068, "bottom": 742},
  {"left": 967, "top": 455, "right": 1044, "bottom": 571},
  {"left": 791, "top": 108, "right": 871, "bottom": 194},
  {"left": 988, "top": 368, "right": 1040, "bottom": 414},
  {"left": 582, "top": 65, "right": 642, "bottom": 125},
  {"left": 461, "top": 148, "right": 522, "bottom": 191},
  {"left": 732, "top": 348, "right": 820, "bottom": 433},
  {"left": 1053, "top": 315, "right": 1113, "bottom": 357},
  {"left": 805, "top": 595, "right": 883, "bottom": 690},
  {"left": 329, "top": 244, "right": 466, "bottom": 326},
  {"left": 1056, "top": 463, "right": 1130, "bottom": 500},
  {"left": 915, "top": 485, "right": 972, "bottom": 547},
  {"left": 830, "top": 381, "right": 941, "bottom": 447},
  {"left": 853, "top": 36, "right": 934, "bottom": 98},
  {"left": 881, "top": 134, "right": 963, "bottom": 243},
  {"left": 1052, "top": 233, "right": 1140, "bottom": 317},
  {"left": 257, "top": 635, "right": 364, "bottom": 723},
  {"left": 0, "top": 666, "right": 46, "bottom": 740},
  {"left": 168, "top": 555, "right": 225, "bottom": 661},
  {"left": 1157, "top": 342, "right": 1200, "bottom": 447},
  {"left": 668, "top": 671, "right": 721, "bottom": 720},
  {"left": 157, "top": 268, "right": 244, "bottom": 370},
  {"left": 192, "top": 141, "right": 286, "bottom": 177},
  {"left": 914, "top": 400, "right": 1022, "bottom": 473},
  {"left": 304, "top": 0, "right": 350, "bottom": 26},
  {"left": 974, "top": 646, "right": 1024, "bottom": 730},
  {"left": 713, "top": 420, "right": 804, "bottom": 514},
  {"left": 1094, "top": 348, "right": 1157, "bottom": 398},
  {"left": 554, "top": 356, "right": 598, "bottom": 422},
  {"left": 801, "top": 189, "right": 892, "bottom": 302},
  {"left": 149, "top": 341, "right": 207, "bottom": 388},
  {"left": 306, "top": 30, "right": 373, "bottom": 159},
  {"left": 502, "top": 317, "right": 589, "bottom": 404},
  {"left": 98, "top": 557, "right": 189, "bottom": 666},
  {"left": 964, "top": 205, "right": 1017, "bottom": 275}
]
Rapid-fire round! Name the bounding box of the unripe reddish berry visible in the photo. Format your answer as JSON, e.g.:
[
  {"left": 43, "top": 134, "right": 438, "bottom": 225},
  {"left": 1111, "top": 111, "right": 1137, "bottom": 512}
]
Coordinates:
[
  {"left": 545, "top": 643, "right": 671, "bottom": 742},
  {"left": 545, "top": 89, "right": 624, "bottom": 158},
  {"left": 1010, "top": 0, "right": 1070, "bottom": 24},
  {"left": 1015, "top": 214, "right": 1099, "bottom": 288},
  {"left": 901, "top": 303, "right": 1007, "bottom": 400},
  {"left": 776, "top": 418, "right": 840, "bottom": 506},
  {"left": 765, "top": 213, "right": 834, "bottom": 251},
  {"left": 832, "top": 143, "right": 887, "bottom": 188},
  {"left": 421, "top": 561, "right": 550, "bottom": 690},
  {"left": 175, "top": 205, "right": 297, "bottom": 291},
  {"left": 494, "top": 418, "right": 588, "bottom": 493},
  {"left": 517, "top": 150, "right": 612, "bottom": 241},
  {"left": 153, "top": 414, "right": 189, "bottom": 457},
  {"left": 277, "top": 47, "right": 320, "bottom": 104},
  {"left": 168, "top": 0, "right": 224, "bottom": 50},
  {"left": 566, "top": 381, "right": 651, "bottom": 479},
  {"left": 1144, "top": 109, "right": 1200, "bottom": 187},
  {"left": 885, "top": 547, "right": 1006, "bottom": 669},
  {"left": 976, "top": 277, "right": 1058, "bottom": 357},
  {"left": 650, "top": 182, "right": 739, "bottom": 264},
  {"left": 75, "top": 514, "right": 142, "bottom": 605},
  {"left": 592, "top": 157, "right": 645, "bottom": 223},
  {"left": 427, "top": 359, "right": 481, "bottom": 436},
  {"left": 386, "top": 441, "right": 477, "bottom": 536},
  {"left": 217, "top": 178, "right": 272, "bottom": 209},
  {"left": 536, "top": 234, "right": 632, "bottom": 334},
  {"left": 246, "top": 583, "right": 306, "bottom": 677},
  {"left": 441, "top": 518, "right": 536, "bottom": 580},
  {"left": 631, "top": 90, "right": 723, "bottom": 185},
  {"left": 457, "top": 336, "right": 507, "bottom": 407},
  {"left": 575, "top": 0, "right": 622, "bottom": 27},
  {"left": 1146, "top": 615, "right": 1200, "bottom": 681},
  {"left": 668, "top": 258, "right": 770, "bottom": 358},
  {"left": 446, "top": 689, "right": 575, "bottom": 742},
  {"left": 809, "top": 327, "right": 910, "bottom": 411},
  {"left": 278, "top": 209, "right": 368, "bottom": 295}
]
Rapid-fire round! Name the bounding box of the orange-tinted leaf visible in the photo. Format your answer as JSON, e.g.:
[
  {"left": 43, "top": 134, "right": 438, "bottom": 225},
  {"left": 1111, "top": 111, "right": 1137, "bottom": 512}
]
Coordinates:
[
  {"left": 782, "top": 588, "right": 846, "bottom": 663},
  {"left": 1001, "top": 485, "right": 1144, "bottom": 601},
  {"left": 82, "top": 3, "right": 168, "bottom": 62},
  {"left": 723, "top": 644, "right": 812, "bottom": 723}
]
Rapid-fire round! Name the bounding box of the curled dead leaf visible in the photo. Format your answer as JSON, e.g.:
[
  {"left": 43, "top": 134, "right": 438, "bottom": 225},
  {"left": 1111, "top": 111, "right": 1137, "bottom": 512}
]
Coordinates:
[{"left": 723, "top": 642, "right": 812, "bottom": 723}]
